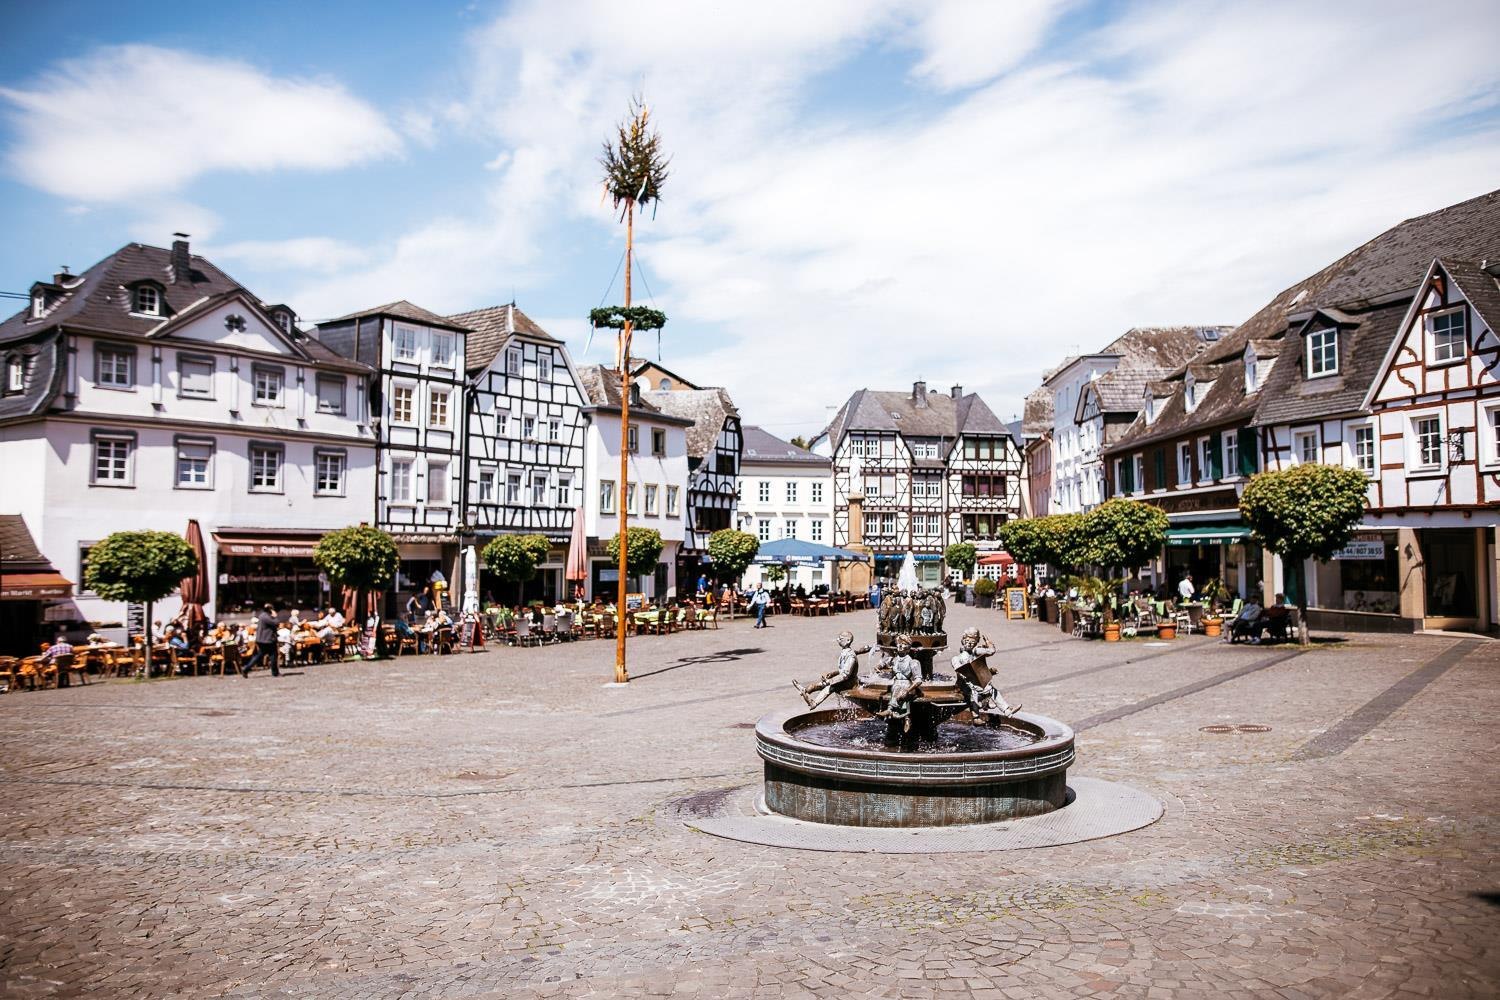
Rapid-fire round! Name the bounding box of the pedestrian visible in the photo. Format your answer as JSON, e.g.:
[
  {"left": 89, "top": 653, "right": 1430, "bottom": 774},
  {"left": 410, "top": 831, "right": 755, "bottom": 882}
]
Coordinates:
[
  {"left": 752, "top": 583, "right": 771, "bottom": 628},
  {"left": 241, "top": 603, "right": 280, "bottom": 677},
  {"left": 1178, "top": 573, "right": 1195, "bottom": 603},
  {"left": 869, "top": 581, "right": 882, "bottom": 610}
]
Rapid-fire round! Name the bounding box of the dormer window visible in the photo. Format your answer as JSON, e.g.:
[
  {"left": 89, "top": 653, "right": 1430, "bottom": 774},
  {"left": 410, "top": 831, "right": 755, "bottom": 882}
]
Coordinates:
[
  {"left": 30, "top": 290, "right": 46, "bottom": 319},
  {"left": 1184, "top": 374, "right": 1197, "bottom": 411},
  {"left": 5, "top": 355, "right": 23, "bottom": 394},
  {"left": 1144, "top": 391, "right": 1158, "bottom": 424},
  {"left": 274, "top": 310, "right": 292, "bottom": 333},
  {"left": 133, "top": 284, "right": 161, "bottom": 316},
  {"left": 1307, "top": 328, "right": 1338, "bottom": 377},
  {"left": 1244, "top": 345, "right": 1258, "bottom": 391}
]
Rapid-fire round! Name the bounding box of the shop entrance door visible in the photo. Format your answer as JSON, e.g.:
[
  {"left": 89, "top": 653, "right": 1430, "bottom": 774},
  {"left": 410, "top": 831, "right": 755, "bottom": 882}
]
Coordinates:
[{"left": 1423, "top": 529, "right": 1477, "bottom": 621}]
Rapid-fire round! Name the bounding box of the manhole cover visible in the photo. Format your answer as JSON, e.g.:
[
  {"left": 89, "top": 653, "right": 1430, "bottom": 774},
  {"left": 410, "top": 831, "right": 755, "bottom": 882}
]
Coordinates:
[{"left": 1199, "top": 724, "right": 1271, "bottom": 734}]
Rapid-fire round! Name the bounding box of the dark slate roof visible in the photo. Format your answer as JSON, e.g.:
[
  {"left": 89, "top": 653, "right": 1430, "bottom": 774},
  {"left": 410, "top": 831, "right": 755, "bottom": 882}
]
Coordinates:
[
  {"left": 1108, "top": 187, "right": 1500, "bottom": 454},
  {"left": 1445, "top": 259, "right": 1500, "bottom": 332},
  {"left": 448, "top": 303, "right": 559, "bottom": 370},
  {"left": 1021, "top": 385, "right": 1054, "bottom": 436},
  {"left": 1090, "top": 366, "right": 1171, "bottom": 413},
  {"left": 0, "top": 242, "right": 243, "bottom": 345},
  {"left": 1254, "top": 301, "right": 1408, "bottom": 425},
  {"left": 327, "top": 299, "right": 472, "bottom": 333},
  {"left": 0, "top": 332, "right": 60, "bottom": 422},
  {"left": 575, "top": 364, "right": 693, "bottom": 426},
  {"left": 642, "top": 386, "right": 739, "bottom": 458},
  {"left": 741, "top": 425, "right": 829, "bottom": 467},
  {"left": 0, "top": 514, "right": 52, "bottom": 570},
  {"left": 820, "top": 386, "right": 1016, "bottom": 449}
]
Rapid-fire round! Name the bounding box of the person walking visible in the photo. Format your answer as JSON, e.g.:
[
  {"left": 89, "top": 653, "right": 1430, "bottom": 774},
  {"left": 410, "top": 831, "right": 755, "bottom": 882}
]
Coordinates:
[
  {"left": 752, "top": 583, "right": 771, "bottom": 628},
  {"left": 241, "top": 603, "right": 280, "bottom": 677}
]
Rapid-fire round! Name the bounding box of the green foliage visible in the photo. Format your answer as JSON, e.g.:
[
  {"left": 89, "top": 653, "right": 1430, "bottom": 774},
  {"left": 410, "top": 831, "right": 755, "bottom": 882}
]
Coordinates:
[
  {"left": 1239, "top": 465, "right": 1371, "bottom": 563},
  {"left": 1036, "top": 513, "right": 1089, "bottom": 570},
  {"left": 313, "top": 525, "right": 399, "bottom": 591},
  {"left": 996, "top": 518, "right": 1044, "bottom": 566},
  {"left": 943, "top": 542, "right": 978, "bottom": 578},
  {"left": 600, "top": 94, "right": 669, "bottom": 215},
  {"left": 84, "top": 530, "right": 198, "bottom": 604},
  {"left": 706, "top": 529, "right": 760, "bottom": 582},
  {"left": 1074, "top": 575, "right": 1112, "bottom": 606},
  {"left": 589, "top": 305, "right": 667, "bottom": 331},
  {"left": 1080, "top": 499, "right": 1169, "bottom": 575},
  {"left": 763, "top": 564, "right": 786, "bottom": 584},
  {"left": 482, "top": 534, "right": 551, "bottom": 585},
  {"left": 1198, "top": 577, "right": 1229, "bottom": 613},
  {"left": 607, "top": 527, "right": 665, "bottom": 580},
  {"left": 789, "top": 435, "right": 809, "bottom": 449},
  {"left": 973, "top": 577, "right": 998, "bottom": 598}
]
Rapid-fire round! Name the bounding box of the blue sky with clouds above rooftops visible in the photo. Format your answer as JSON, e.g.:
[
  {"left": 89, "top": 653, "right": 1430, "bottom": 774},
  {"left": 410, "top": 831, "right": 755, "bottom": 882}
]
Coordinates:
[{"left": 1, "top": 0, "right": 1498, "bottom": 436}]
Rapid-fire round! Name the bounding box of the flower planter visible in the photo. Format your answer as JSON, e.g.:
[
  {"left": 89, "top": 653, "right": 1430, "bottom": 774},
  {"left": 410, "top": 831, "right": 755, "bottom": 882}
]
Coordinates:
[
  {"left": 1201, "top": 619, "right": 1223, "bottom": 638},
  {"left": 1103, "top": 622, "right": 1121, "bottom": 642},
  {"left": 1156, "top": 623, "right": 1177, "bottom": 640},
  {"left": 1060, "top": 606, "right": 1075, "bottom": 635}
]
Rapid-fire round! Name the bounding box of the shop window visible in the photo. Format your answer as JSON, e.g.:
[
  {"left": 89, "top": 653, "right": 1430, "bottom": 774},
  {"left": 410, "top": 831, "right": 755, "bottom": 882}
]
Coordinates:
[
  {"left": 1424, "top": 529, "right": 1477, "bottom": 617},
  {"left": 1335, "top": 535, "right": 1398, "bottom": 613}
]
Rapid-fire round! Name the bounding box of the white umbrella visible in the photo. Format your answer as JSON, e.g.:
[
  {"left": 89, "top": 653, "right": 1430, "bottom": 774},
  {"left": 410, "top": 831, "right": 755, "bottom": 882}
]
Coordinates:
[
  {"left": 897, "top": 551, "right": 919, "bottom": 590},
  {"left": 463, "top": 544, "right": 480, "bottom": 613}
]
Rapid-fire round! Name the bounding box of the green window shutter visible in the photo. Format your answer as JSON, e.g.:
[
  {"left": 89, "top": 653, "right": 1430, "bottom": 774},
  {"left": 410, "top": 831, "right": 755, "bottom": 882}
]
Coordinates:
[
  {"left": 1237, "top": 428, "right": 1258, "bottom": 475},
  {"left": 1208, "top": 435, "right": 1223, "bottom": 479},
  {"left": 1153, "top": 448, "right": 1166, "bottom": 490},
  {"left": 1122, "top": 456, "right": 1134, "bottom": 494}
]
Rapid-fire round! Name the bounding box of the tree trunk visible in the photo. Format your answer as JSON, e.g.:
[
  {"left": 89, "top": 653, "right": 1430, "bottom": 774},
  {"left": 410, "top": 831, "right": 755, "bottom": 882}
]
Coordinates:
[
  {"left": 615, "top": 200, "right": 634, "bottom": 684},
  {"left": 143, "top": 599, "right": 154, "bottom": 678},
  {"left": 1297, "top": 560, "right": 1310, "bottom": 646}
]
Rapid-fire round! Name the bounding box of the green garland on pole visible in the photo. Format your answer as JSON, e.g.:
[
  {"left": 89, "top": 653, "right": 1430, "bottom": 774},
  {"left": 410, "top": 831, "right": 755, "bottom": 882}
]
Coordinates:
[{"left": 589, "top": 305, "right": 667, "bottom": 331}]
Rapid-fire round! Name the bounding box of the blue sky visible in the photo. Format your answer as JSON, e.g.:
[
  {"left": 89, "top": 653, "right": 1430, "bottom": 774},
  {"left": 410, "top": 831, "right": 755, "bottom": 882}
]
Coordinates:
[{"left": 3, "top": 1, "right": 1499, "bottom": 435}]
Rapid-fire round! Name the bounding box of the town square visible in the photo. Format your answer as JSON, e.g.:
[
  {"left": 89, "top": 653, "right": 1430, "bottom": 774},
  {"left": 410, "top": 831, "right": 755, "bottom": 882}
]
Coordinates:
[{"left": 1, "top": 2, "right": 1499, "bottom": 997}]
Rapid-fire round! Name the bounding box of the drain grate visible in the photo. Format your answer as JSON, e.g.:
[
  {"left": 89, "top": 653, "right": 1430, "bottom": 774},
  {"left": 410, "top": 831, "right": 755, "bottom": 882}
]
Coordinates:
[{"left": 1199, "top": 723, "right": 1271, "bottom": 734}]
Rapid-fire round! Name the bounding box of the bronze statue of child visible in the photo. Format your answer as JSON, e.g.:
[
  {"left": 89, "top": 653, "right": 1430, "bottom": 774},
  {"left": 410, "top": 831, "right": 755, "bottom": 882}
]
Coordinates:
[
  {"left": 950, "top": 626, "right": 1019, "bottom": 720},
  {"left": 792, "top": 630, "right": 870, "bottom": 709},
  {"left": 875, "top": 633, "right": 923, "bottom": 731}
]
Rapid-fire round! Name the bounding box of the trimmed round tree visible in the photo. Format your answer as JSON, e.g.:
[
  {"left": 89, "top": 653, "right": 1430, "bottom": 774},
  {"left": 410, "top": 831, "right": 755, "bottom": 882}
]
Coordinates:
[
  {"left": 1080, "top": 499, "right": 1169, "bottom": 620},
  {"left": 481, "top": 534, "right": 551, "bottom": 605},
  {"left": 1239, "top": 464, "right": 1370, "bottom": 645},
  {"left": 84, "top": 530, "right": 198, "bottom": 678},
  {"left": 763, "top": 564, "right": 787, "bottom": 585},
  {"left": 943, "top": 541, "right": 978, "bottom": 582},
  {"left": 707, "top": 528, "right": 760, "bottom": 585},
  {"left": 607, "top": 527, "right": 665, "bottom": 586},
  {"left": 1036, "top": 513, "right": 1089, "bottom": 575},
  {"left": 997, "top": 518, "right": 1044, "bottom": 570},
  {"left": 313, "top": 525, "right": 399, "bottom": 636}
]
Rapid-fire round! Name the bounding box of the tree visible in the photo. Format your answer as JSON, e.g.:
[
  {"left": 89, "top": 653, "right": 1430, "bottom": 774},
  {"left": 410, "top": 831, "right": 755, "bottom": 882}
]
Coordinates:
[
  {"left": 1239, "top": 464, "right": 1369, "bottom": 645},
  {"left": 944, "top": 541, "right": 978, "bottom": 581},
  {"left": 314, "top": 525, "right": 399, "bottom": 645},
  {"left": 482, "top": 534, "right": 551, "bottom": 604},
  {"left": 1035, "top": 513, "right": 1089, "bottom": 573},
  {"left": 607, "top": 527, "right": 665, "bottom": 583},
  {"left": 84, "top": 530, "right": 198, "bottom": 678},
  {"left": 706, "top": 528, "right": 760, "bottom": 585},
  {"left": 1078, "top": 500, "right": 1168, "bottom": 620},
  {"left": 997, "top": 518, "right": 1045, "bottom": 568},
  {"left": 789, "top": 435, "right": 809, "bottom": 449},
  {"left": 598, "top": 94, "right": 670, "bottom": 685},
  {"left": 763, "top": 564, "right": 787, "bottom": 585}
]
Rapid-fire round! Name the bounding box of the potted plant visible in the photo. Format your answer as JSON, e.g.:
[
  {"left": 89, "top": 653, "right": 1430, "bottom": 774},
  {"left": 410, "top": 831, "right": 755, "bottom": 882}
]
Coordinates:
[
  {"left": 1157, "top": 618, "right": 1178, "bottom": 640},
  {"left": 1198, "top": 577, "right": 1227, "bottom": 638},
  {"left": 1076, "top": 577, "right": 1113, "bottom": 640},
  {"left": 973, "top": 576, "right": 997, "bottom": 609}
]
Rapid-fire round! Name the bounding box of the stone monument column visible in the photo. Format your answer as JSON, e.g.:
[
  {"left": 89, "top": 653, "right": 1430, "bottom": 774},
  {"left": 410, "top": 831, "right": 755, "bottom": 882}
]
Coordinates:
[{"left": 839, "top": 488, "right": 874, "bottom": 595}]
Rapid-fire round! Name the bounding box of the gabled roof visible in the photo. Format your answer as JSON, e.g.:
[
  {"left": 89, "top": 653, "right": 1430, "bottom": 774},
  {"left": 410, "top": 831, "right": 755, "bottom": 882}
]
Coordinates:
[
  {"left": 630, "top": 358, "right": 702, "bottom": 391},
  {"left": 741, "top": 425, "right": 830, "bottom": 467},
  {"left": 642, "top": 386, "right": 739, "bottom": 458},
  {"left": 448, "top": 303, "right": 559, "bottom": 370},
  {"left": 819, "top": 385, "right": 1015, "bottom": 449},
  {"left": 0, "top": 514, "right": 52, "bottom": 570},
  {"left": 1088, "top": 366, "right": 1172, "bottom": 414},
  {"left": 574, "top": 364, "right": 694, "bottom": 426},
  {"left": 326, "top": 299, "right": 472, "bottom": 334}
]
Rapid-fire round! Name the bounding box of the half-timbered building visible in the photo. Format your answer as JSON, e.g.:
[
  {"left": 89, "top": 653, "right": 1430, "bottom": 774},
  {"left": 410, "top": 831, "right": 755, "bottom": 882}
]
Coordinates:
[
  {"left": 450, "top": 304, "right": 586, "bottom": 601},
  {"left": 640, "top": 386, "right": 742, "bottom": 585},
  {"left": 810, "top": 382, "right": 1022, "bottom": 585},
  {"left": 315, "top": 301, "right": 470, "bottom": 609}
]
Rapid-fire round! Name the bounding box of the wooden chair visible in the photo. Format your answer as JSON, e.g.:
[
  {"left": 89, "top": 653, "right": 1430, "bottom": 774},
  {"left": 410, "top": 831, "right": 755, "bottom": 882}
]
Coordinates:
[
  {"left": 58, "top": 653, "right": 89, "bottom": 687},
  {"left": 0, "top": 656, "right": 17, "bottom": 692}
]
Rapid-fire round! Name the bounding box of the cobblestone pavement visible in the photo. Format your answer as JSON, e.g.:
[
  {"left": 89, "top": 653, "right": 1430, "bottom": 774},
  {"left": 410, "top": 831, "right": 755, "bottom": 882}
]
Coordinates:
[{"left": 1, "top": 607, "right": 1497, "bottom": 998}]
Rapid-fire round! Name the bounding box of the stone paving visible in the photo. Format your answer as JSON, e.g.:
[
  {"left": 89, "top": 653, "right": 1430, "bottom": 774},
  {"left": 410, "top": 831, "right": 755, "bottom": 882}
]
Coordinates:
[{"left": 0, "top": 605, "right": 1497, "bottom": 998}]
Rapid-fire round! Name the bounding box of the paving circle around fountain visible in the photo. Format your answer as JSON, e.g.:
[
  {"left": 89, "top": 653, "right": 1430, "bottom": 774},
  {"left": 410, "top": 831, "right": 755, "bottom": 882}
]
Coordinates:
[{"left": 676, "top": 776, "right": 1164, "bottom": 854}]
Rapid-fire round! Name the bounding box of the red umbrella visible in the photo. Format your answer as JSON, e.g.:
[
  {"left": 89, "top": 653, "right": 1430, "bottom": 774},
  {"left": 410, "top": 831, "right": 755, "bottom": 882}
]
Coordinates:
[{"left": 180, "top": 519, "right": 210, "bottom": 637}]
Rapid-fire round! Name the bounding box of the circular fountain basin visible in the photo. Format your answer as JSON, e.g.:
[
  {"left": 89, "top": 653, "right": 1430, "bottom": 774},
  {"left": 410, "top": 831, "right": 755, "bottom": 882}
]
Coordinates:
[{"left": 756, "top": 706, "right": 1074, "bottom": 828}]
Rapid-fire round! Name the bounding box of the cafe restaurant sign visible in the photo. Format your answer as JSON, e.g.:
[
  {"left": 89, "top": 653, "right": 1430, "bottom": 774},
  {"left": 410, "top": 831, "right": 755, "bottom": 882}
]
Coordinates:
[
  {"left": 214, "top": 534, "right": 320, "bottom": 558},
  {"left": 1333, "top": 537, "right": 1385, "bottom": 561}
]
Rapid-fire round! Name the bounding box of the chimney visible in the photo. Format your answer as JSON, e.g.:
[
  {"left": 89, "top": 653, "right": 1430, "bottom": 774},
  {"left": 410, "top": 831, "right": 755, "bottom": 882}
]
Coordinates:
[
  {"left": 951, "top": 384, "right": 962, "bottom": 399},
  {"left": 912, "top": 380, "right": 928, "bottom": 407},
  {"left": 171, "top": 233, "right": 191, "bottom": 284}
]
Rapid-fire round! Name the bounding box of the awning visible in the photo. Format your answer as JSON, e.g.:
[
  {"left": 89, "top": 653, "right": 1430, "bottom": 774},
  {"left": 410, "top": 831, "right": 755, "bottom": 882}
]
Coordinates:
[
  {"left": 977, "top": 551, "right": 1015, "bottom": 565},
  {"left": 1165, "top": 526, "right": 1251, "bottom": 547},
  {"left": 913, "top": 554, "right": 943, "bottom": 562},
  {"left": 1, "top": 571, "right": 74, "bottom": 600},
  {"left": 213, "top": 533, "right": 321, "bottom": 558}
]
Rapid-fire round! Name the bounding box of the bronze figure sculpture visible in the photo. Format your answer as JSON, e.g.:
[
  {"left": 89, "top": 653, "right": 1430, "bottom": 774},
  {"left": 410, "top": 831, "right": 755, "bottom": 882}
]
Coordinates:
[
  {"left": 792, "top": 630, "right": 871, "bottom": 709},
  {"left": 950, "top": 626, "right": 1018, "bottom": 720}
]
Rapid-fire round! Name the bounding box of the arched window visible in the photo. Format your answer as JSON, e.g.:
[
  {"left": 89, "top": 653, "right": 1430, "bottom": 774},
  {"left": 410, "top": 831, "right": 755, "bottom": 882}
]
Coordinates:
[
  {"left": 658, "top": 377, "right": 672, "bottom": 390},
  {"left": 134, "top": 284, "right": 161, "bottom": 316}
]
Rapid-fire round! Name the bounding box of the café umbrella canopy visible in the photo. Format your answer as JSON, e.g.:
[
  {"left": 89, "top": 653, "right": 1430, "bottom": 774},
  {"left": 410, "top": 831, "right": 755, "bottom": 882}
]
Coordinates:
[
  {"left": 751, "top": 538, "right": 869, "bottom": 565},
  {"left": 178, "top": 519, "right": 210, "bottom": 636}
]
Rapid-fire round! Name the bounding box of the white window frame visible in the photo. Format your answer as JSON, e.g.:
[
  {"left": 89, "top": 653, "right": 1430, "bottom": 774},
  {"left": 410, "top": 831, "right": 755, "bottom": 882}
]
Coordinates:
[
  {"left": 556, "top": 475, "right": 572, "bottom": 508},
  {"left": 810, "top": 481, "right": 824, "bottom": 504},
  {"left": 428, "top": 461, "right": 450, "bottom": 506},
  {"left": 95, "top": 345, "right": 134, "bottom": 389},
  {"left": 1177, "top": 442, "right": 1192, "bottom": 486},
  {"left": 393, "top": 325, "right": 418, "bottom": 361},
  {"left": 390, "top": 459, "right": 414, "bottom": 504},
  {"left": 249, "top": 443, "right": 284, "bottom": 493},
  {"left": 133, "top": 284, "right": 160, "bottom": 316},
  {"left": 430, "top": 331, "right": 455, "bottom": 369},
  {"left": 1244, "top": 345, "right": 1258, "bottom": 392},
  {"left": 757, "top": 519, "right": 772, "bottom": 542},
  {"left": 495, "top": 407, "right": 510, "bottom": 437},
  {"left": 1222, "top": 431, "right": 1239, "bottom": 480},
  {"left": 786, "top": 480, "right": 798, "bottom": 504},
  {"left": 537, "top": 354, "right": 553, "bottom": 382},
  {"left": 91, "top": 432, "right": 134, "bottom": 486},
  {"left": 429, "top": 388, "right": 450, "bottom": 428},
  {"left": 758, "top": 481, "right": 771, "bottom": 503},
  {"left": 1307, "top": 328, "right": 1338, "bottom": 378},
  {"left": 666, "top": 485, "right": 679, "bottom": 517},
  {"left": 1294, "top": 429, "right": 1319, "bottom": 465},
  {"left": 600, "top": 479, "right": 617, "bottom": 515},
  {"left": 1184, "top": 374, "right": 1197, "bottom": 412},
  {"left": 478, "top": 468, "right": 496, "bottom": 503},
  {"left": 5, "top": 356, "right": 21, "bottom": 393},
  {"left": 530, "top": 472, "right": 547, "bottom": 507},
  {"left": 1407, "top": 412, "right": 1446, "bottom": 475},
  {"left": 548, "top": 417, "right": 561, "bottom": 442},
  {"left": 1349, "top": 422, "right": 1377, "bottom": 477},
  {"left": 252, "top": 365, "right": 284, "bottom": 408},
  {"left": 1197, "top": 436, "right": 1213, "bottom": 483},
  {"left": 177, "top": 355, "right": 215, "bottom": 399},
  {"left": 505, "top": 347, "right": 522, "bottom": 376},
  {"left": 644, "top": 483, "right": 658, "bottom": 515},
  {"left": 523, "top": 415, "right": 537, "bottom": 440},
  {"left": 625, "top": 482, "right": 638, "bottom": 515},
  {"left": 783, "top": 518, "right": 798, "bottom": 539},
  {"left": 1131, "top": 455, "right": 1144, "bottom": 495},
  {"left": 391, "top": 384, "right": 416, "bottom": 424},
  {"left": 507, "top": 471, "right": 523, "bottom": 504},
  {"left": 1482, "top": 403, "right": 1500, "bottom": 471},
  {"left": 1426, "top": 307, "right": 1467, "bottom": 366},
  {"left": 314, "top": 449, "right": 346, "bottom": 496},
  {"left": 174, "top": 437, "right": 213, "bottom": 490},
  {"left": 315, "top": 374, "right": 345, "bottom": 414}
]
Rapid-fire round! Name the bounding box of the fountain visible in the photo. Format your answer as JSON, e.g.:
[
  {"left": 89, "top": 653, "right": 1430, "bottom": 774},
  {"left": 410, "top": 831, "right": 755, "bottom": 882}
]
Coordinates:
[{"left": 765, "top": 609, "right": 1075, "bottom": 828}]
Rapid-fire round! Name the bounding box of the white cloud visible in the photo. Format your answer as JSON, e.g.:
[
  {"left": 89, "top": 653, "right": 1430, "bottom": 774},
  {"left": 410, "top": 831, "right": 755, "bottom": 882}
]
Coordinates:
[
  {"left": 0, "top": 44, "right": 401, "bottom": 201},
  {"left": 908, "top": 0, "right": 1070, "bottom": 90},
  {"left": 210, "top": 237, "right": 372, "bottom": 275}
]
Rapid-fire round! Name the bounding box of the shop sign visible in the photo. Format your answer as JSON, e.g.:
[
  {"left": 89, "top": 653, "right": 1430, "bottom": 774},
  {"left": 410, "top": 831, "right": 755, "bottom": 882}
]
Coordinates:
[
  {"left": 1333, "top": 538, "right": 1385, "bottom": 560},
  {"left": 1154, "top": 490, "right": 1239, "bottom": 515}
]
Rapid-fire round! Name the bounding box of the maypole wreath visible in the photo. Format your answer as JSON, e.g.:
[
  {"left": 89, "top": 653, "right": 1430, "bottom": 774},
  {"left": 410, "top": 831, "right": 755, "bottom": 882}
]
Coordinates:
[{"left": 588, "top": 306, "right": 667, "bottom": 332}]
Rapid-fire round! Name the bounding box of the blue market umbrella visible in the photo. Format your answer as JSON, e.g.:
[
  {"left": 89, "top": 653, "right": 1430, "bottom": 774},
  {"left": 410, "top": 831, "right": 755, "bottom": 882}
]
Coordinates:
[{"left": 752, "top": 538, "right": 870, "bottom": 565}]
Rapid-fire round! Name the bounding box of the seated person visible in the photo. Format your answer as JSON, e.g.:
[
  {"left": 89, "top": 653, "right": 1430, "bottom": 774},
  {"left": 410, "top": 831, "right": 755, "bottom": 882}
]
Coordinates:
[
  {"left": 277, "top": 623, "right": 294, "bottom": 664},
  {"left": 164, "top": 626, "right": 190, "bottom": 653},
  {"left": 392, "top": 615, "right": 425, "bottom": 653},
  {"left": 1227, "top": 599, "right": 1264, "bottom": 643},
  {"left": 288, "top": 609, "right": 305, "bottom": 629},
  {"left": 311, "top": 607, "right": 345, "bottom": 641}
]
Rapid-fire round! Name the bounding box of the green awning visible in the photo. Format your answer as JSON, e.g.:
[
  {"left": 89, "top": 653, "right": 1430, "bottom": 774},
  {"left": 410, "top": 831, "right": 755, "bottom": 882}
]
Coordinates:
[{"left": 1165, "top": 525, "right": 1250, "bottom": 547}]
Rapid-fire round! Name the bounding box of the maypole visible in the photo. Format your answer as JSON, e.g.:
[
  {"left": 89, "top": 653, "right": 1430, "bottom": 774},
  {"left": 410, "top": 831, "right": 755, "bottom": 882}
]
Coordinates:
[{"left": 595, "top": 96, "right": 669, "bottom": 684}]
